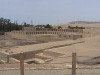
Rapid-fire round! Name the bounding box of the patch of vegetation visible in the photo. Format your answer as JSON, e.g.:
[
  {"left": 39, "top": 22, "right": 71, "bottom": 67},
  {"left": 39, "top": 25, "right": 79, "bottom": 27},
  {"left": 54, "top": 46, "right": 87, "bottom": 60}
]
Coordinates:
[
  {"left": 58, "top": 26, "right": 62, "bottom": 29},
  {"left": 68, "top": 25, "right": 85, "bottom": 29}
]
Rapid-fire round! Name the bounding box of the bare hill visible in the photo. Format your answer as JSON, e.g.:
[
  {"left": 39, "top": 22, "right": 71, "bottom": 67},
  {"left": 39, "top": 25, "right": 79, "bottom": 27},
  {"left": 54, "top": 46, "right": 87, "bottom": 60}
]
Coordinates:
[{"left": 54, "top": 22, "right": 100, "bottom": 28}]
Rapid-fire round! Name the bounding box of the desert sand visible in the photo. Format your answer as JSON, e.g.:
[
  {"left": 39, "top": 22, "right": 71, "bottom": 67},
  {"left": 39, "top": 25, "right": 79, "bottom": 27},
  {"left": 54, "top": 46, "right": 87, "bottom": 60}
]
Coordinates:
[{"left": 1, "top": 23, "right": 100, "bottom": 65}]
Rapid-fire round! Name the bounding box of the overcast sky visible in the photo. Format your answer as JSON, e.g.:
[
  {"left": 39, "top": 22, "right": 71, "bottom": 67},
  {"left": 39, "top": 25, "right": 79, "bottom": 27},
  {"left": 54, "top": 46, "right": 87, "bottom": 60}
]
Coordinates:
[{"left": 0, "top": 0, "right": 100, "bottom": 25}]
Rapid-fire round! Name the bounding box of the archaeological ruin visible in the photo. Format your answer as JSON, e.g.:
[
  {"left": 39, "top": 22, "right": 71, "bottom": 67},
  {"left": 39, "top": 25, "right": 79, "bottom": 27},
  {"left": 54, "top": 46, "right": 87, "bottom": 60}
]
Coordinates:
[{"left": 5, "top": 26, "right": 84, "bottom": 40}]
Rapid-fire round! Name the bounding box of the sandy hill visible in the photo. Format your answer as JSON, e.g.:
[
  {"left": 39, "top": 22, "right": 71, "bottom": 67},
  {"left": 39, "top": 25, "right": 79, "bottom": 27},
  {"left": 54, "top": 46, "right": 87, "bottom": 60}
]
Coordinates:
[{"left": 54, "top": 22, "right": 100, "bottom": 28}]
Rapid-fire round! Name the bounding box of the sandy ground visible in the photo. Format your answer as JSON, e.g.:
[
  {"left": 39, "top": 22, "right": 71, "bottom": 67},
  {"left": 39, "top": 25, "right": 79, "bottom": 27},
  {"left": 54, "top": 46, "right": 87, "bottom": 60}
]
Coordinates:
[
  {"left": 44, "top": 35, "right": 100, "bottom": 63},
  {"left": 6, "top": 34, "right": 100, "bottom": 65},
  {"left": 8, "top": 39, "right": 84, "bottom": 54},
  {"left": 0, "top": 23, "right": 100, "bottom": 66},
  {"left": 47, "top": 35, "right": 100, "bottom": 57},
  {"left": 0, "top": 35, "right": 39, "bottom": 52}
]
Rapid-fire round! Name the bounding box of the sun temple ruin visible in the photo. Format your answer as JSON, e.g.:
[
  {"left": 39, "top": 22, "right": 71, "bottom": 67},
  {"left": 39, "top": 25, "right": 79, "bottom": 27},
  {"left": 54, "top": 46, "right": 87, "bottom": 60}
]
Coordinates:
[{"left": 5, "top": 26, "right": 84, "bottom": 40}]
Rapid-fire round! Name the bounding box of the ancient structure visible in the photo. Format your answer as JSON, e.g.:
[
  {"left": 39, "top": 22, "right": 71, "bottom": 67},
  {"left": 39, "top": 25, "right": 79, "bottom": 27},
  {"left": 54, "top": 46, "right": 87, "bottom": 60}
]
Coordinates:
[
  {"left": 5, "top": 26, "right": 83, "bottom": 40},
  {"left": 5, "top": 26, "right": 83, "bottom": 35}
]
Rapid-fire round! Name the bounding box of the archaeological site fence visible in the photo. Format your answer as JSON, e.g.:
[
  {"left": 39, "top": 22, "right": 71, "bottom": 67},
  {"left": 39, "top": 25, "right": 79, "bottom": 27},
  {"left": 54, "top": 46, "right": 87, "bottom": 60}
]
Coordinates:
[{"left": 0, "top": 53, "right": 100, "bottom": 75}]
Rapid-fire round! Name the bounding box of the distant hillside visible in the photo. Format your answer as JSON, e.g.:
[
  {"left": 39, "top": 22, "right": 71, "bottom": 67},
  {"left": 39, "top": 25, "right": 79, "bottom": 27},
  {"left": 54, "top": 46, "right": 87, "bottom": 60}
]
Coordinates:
[{"left": 69, "top": 21, "right": 100, "bottom": 24}]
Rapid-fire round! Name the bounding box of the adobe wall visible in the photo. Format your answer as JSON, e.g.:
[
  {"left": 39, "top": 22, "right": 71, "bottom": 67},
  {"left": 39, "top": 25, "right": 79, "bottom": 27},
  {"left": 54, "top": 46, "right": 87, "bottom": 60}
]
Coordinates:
[{"left": 5, "top": 27, "right": 84, "bottom": 40}]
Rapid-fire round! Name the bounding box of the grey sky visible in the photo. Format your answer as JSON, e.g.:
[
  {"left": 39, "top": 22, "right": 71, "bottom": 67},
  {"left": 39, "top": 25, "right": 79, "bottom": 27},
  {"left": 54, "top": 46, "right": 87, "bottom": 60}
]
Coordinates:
[{"left": 0, "top": 0, "right": 100, "bottom": 25}]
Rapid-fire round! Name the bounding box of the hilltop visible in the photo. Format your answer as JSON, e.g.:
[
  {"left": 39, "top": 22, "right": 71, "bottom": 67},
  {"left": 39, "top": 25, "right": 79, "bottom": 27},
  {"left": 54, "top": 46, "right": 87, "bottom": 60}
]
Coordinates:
[{"left": 69, "top": 21, "right": 100, "bottom": 24}]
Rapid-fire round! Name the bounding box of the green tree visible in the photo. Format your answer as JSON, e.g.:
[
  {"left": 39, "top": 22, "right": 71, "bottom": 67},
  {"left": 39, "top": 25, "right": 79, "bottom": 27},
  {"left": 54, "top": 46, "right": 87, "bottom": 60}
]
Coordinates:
[
  {"left": 45, "top": 24, "right": 52, "bottom": 28},
  {"left": 68, "top": 25, "right": 71, "bottom": 29},
  {"left": 0, "top": 17, "right": 23, "bottom": 32},
  {"left": 58, "top": 26, "right": 62, "bottom": 29}
]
